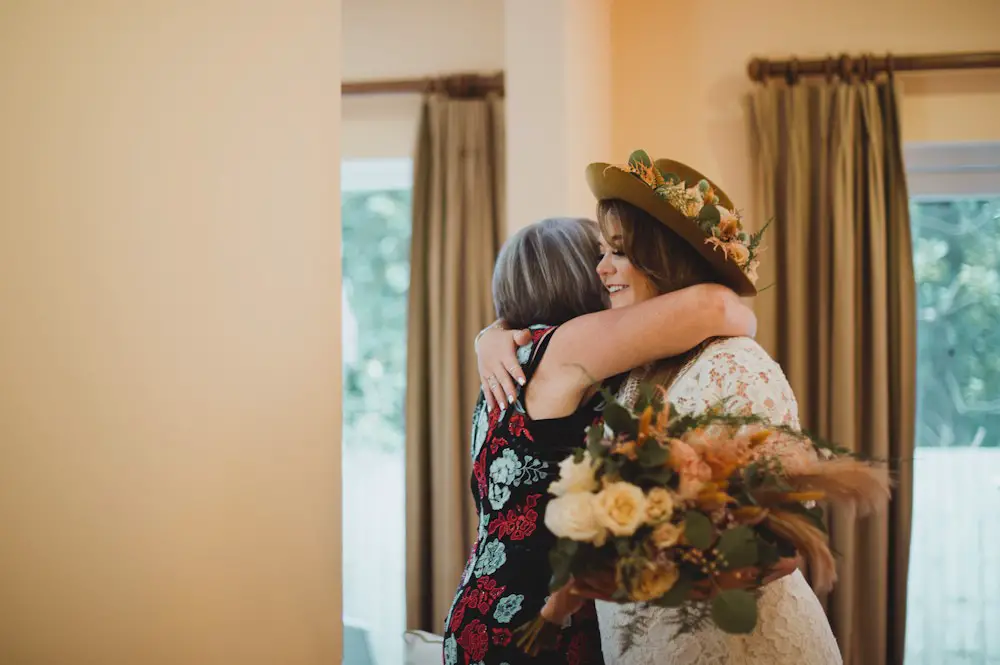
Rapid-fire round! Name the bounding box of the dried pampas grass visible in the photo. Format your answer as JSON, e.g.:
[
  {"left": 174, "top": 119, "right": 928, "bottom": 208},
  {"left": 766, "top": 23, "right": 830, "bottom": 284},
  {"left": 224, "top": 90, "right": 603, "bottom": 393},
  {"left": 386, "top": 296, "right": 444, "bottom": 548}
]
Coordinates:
[
  {"left": 785, "top": 456, "right": 892, "bottom": 516},
  {"left": 766, "top": 510, "right": 838, "bottom": 594}
]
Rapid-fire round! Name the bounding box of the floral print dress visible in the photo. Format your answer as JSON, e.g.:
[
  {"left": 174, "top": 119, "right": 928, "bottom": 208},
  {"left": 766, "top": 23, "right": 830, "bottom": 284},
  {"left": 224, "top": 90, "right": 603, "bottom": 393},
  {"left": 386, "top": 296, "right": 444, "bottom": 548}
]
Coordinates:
[{"left": 443, "top": 326, "right": 614, "bottom": 665}]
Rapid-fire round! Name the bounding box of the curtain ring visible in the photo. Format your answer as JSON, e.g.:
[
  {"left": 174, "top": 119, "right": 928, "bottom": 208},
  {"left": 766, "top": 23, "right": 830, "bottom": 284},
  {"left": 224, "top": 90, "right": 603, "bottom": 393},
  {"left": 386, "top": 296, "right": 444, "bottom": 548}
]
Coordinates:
[
  {"left": 786, "top": 58, "right": 800, "bottom": 85},
  {"left": 885, "top": 52, "right": 895, "bottom": 80},
  {"left": 838, "top": 53, "right": 853, "bottom": 81},
  {"left": 824, "top": 56, "right": 836, "bottom": 83}
]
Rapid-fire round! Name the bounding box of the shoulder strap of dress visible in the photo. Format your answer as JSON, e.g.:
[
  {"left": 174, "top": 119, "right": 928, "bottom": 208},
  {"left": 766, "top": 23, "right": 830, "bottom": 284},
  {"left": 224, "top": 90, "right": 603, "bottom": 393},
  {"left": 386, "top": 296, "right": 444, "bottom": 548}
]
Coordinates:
[{"left": 521, "top": 325, "right": 558, "bottom": 385}]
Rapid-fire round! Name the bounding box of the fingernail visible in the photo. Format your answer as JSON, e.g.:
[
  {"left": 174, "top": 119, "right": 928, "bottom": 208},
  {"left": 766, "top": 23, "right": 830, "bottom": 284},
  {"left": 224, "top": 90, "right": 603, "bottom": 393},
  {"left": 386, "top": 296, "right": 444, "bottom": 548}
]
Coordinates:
[
  {"left": 518, "top": 377, "right": 526, "bottom": 386},
  {"left": 486, "top": 404, "right": 492, "bottom": 413},
  {"left": 507, "top": 394, "right": 515, "bottom": 404}
]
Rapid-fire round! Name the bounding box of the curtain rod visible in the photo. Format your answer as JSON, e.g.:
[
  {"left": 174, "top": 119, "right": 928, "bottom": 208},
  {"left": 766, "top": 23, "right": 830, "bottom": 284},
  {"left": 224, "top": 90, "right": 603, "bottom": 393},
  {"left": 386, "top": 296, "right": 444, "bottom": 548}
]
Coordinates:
[
  {"left": 342, "top": 72, "right": 504, "bottom": 97},
  {"left": 748, "top": 50, "right": 1000, "bottom": 82}
]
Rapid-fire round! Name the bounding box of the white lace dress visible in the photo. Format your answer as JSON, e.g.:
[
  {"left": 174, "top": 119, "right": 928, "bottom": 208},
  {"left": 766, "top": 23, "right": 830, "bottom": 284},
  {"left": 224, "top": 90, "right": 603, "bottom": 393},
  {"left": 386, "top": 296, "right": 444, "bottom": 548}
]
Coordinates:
[{"left": 595, "top": 337, "right": 842, "bottom": 665}]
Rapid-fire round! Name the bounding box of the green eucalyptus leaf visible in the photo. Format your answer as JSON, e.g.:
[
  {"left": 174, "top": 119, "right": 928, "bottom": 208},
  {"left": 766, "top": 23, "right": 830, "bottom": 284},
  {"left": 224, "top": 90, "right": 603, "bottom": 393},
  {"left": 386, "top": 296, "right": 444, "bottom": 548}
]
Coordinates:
[
  {"left": 757, "top": 539, "right": 780, "bottom": 569},
  {"left": 603, "top": 457, "right": 622, "bottom": 479},
  {"left": 683, "top": 511, "right": 715, "bottom": 550},
  {"left": 637, "top": 441, "right": 670, "bottom": 468},
  {"left": 711, "top": 589, "right": 758, "bottom": 634},
  {"left": 716, "top": 526, "right": 759, "bottom": 569},
  {"left": 639, "top": 467, "right": 674, "bottom": 486},
  {"left": 587, "top": 425, "right": 606, "bottom": 459},
  {"left": 603, "top": 402, "right": 638, "bottom": 439},
  {"left": 652, "top": 577, "right": 693, "bottom": 608},
  {"left": 628, "top": 150, "right": 653, "bottom": 169},
  {"left": 698, "top": 204, "right": 721, "bottom": 225}
]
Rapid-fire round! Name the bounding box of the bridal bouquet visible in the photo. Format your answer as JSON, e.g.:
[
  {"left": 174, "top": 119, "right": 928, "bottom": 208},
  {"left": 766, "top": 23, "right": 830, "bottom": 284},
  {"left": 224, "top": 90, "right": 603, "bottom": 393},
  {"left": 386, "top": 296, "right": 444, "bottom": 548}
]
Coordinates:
[{"left": 514, "top": 384, "right": 891, "bottom": 654}]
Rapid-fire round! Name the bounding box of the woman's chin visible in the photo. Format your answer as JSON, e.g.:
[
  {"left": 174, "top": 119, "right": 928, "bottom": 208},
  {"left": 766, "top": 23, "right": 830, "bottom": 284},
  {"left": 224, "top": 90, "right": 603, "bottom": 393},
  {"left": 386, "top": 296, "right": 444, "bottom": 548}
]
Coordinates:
[{"left": 608, "top": 291, "right": 632, "bottom": 308}]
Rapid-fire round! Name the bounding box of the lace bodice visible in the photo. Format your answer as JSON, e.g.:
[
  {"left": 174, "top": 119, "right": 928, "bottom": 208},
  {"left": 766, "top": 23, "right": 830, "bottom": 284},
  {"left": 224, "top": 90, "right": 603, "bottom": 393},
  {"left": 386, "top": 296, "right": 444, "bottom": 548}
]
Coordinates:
[{"left": 596, "top": 337, "right": 842, "bottom": 665}]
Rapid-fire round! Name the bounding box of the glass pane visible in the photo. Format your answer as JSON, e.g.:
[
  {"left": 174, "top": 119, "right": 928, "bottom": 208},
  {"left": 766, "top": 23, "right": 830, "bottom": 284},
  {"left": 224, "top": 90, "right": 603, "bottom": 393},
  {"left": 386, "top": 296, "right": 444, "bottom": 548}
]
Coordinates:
[
  {"left": 342, "top": 164, "right": 412, "bottom": 665},
  {"left": 905, "top": 198, "right": 1000, "bottom": 665}
]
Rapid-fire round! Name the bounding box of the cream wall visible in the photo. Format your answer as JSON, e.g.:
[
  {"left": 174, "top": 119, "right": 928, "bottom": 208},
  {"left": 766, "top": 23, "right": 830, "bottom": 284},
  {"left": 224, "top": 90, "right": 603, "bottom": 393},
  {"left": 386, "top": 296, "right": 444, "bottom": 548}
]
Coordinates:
[
  {"left": 611, "top": 0, "right": 1000, "bottom": 216},
  {"left": 341, "top": 0, "right": 505, "bottom": 158},
  {"left": 505, "top": 0, "right": 614, "bottom": 230},
  {"left": 0, "top": 3, "right": 342, "bottom": 664}
]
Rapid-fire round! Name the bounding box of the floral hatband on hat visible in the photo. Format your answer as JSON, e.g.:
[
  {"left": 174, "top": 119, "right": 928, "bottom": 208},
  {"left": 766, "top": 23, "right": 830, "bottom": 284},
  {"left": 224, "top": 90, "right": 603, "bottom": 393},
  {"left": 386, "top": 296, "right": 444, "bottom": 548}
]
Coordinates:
[
  {"left": 586, "top": 150, "right": 768, "bottom": 295},
  {"left": 614, "top": 150, "right": 766, "bottom": 284}
]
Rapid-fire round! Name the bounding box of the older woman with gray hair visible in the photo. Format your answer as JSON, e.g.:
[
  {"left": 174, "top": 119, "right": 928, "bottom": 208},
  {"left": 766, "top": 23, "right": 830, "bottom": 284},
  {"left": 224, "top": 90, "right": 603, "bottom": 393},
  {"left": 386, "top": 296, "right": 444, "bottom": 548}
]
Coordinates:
[{"left": 443, "top": 216, "right": 755, "bottom": 664}]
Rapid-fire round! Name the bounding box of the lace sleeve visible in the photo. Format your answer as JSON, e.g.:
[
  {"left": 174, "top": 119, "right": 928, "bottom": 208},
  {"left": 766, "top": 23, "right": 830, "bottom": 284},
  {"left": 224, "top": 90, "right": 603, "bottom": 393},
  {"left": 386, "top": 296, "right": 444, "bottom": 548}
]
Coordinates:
[
  {"left": 671, "top": 337, "right": 800, "bottom": 428},
  {"left": 669, "top": 338, "right": 819, "bottom": 468}
]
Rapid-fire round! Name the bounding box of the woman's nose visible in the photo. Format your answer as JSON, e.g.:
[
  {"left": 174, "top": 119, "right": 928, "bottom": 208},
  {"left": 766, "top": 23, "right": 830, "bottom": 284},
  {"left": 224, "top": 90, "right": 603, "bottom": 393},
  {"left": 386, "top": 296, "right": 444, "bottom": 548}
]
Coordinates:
[{"left": 596, "top": 252, "right": 614, "bottom": 277}]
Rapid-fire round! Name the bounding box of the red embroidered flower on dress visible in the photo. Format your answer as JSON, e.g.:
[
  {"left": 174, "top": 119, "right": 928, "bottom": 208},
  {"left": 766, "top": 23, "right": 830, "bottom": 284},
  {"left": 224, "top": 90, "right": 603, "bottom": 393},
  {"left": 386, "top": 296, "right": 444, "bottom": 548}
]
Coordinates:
[
  {"left": 487, "top": 494, "right": 541, "bottom": 541},
  {"left": 457, "top": 619, "right": 489, "bottom": 661},
  {"left": 508, "top": 413, "right": 532, "bottom": 441},
  {"left": 530, "top": 327, "right": 551, "bottom": 345},
  {"left": 447, "top": 600, "right": 467, "bottom": 633},
  {"left": 473, "top": 447, "right": 487, "bottom": 500},
  {"left": 491, "top": 627, "right": 512, "bottom": 646},
  {"left": 486, "top": 401, "right": 501, "bottom": 433},
  {"left": 489, "top": 435, "right": 510, "bottom": 455},
  {"left": 465, "top": 576, "right": 505, "bottom": 613}
]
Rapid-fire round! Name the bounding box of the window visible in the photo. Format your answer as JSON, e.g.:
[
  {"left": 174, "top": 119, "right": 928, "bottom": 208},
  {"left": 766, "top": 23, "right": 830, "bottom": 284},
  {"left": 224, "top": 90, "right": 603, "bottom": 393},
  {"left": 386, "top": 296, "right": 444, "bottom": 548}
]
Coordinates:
[
  {"left": 341, "top": 158, "right": 412, "bottom": 665},
  {"left": 904, "top": 144, "right": 1000, "bottom": 665}
]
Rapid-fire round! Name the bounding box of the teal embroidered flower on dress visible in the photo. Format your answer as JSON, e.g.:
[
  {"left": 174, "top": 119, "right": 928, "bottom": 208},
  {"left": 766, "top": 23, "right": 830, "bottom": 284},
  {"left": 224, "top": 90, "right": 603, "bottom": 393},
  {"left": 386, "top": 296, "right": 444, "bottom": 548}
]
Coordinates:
[
  {"left": 488, "top": 483, "right": 511, "bottom": 510},
  {"left": 489, "top": 449, "right": 522, "bottom": 485},
  {"left": 473, "top": 539, "right": 507, "bottom": 577},
  {"left": 493, "top": 593, "right": 525, "bottom": 624},
  {"left": 443, "top": 635, "right": 458, "bottom": 665}
]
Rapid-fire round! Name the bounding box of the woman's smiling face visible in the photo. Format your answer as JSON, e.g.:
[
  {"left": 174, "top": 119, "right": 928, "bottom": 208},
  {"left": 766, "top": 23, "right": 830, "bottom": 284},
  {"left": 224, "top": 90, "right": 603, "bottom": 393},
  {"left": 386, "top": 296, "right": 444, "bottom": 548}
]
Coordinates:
[{"left": 596, "top": 218, "right": 659, "bottom": 309}]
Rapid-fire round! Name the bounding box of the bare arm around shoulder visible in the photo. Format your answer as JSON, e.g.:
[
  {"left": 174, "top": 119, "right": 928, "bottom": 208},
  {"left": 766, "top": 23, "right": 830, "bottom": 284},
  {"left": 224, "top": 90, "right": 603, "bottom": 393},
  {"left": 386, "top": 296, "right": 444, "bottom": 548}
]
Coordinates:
[{"left": 526, "top": 284, "right": 755, "bottom": 419}]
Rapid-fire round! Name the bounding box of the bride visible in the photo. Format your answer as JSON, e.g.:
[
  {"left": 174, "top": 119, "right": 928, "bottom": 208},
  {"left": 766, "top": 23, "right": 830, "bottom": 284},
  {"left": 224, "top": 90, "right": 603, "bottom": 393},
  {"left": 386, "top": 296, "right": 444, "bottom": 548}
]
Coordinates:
[
  {"left": 481, "top": 151, "right": 843, "bottom": 664},
  {"left": 589, "top": 153, "right": 841, "bottom": 664}
]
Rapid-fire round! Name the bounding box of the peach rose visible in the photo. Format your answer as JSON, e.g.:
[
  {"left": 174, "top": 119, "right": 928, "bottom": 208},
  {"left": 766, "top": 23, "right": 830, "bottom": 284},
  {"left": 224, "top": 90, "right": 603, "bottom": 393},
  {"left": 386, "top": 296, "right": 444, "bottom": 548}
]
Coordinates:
[
  {"left": 644, "top": 487, "right": 676, "bottom": 524},
  {"left": 669, "top": 438, "right": 713, "bottom": 500},
  {"left": 717, "top": 208, "right": 742, "bottom": 240},
  {"left": 630, "top": 560, "right": 680, "bottom": 601},
  {"left": 650, "top": 521, "right": 685, "bottom": 549}
]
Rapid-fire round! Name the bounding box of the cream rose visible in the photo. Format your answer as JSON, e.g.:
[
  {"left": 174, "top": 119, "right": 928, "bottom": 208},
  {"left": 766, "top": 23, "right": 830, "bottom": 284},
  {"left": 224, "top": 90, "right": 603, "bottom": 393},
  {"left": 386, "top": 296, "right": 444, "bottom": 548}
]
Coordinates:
[
  {"left": 650, "top": 522, "right": 684, "bottom": 550},
  {"left": 549, "top": 452, "right": 599, "bottom": 497},
  {"left": 593, "top": 482, "right": 647, "bottom": 537},
  {"left": 727, "top": 241, "right": 750, "bottom": 266},
  {"left": 644, "top": 487, "right": 676, "bottom": 524},
  {"left": 544, "top": 492, "right": 606, "bottom": 545}
]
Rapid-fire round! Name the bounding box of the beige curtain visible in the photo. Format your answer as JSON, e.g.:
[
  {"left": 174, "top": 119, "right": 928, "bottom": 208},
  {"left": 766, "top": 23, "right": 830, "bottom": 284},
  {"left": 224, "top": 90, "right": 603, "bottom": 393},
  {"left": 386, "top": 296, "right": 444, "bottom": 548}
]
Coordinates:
[
  {"left": 749, "top": 80, "right": 916, "bottom": 665},
  {"left": 405, "top": 93, "right": 505, "bottom": 632}
]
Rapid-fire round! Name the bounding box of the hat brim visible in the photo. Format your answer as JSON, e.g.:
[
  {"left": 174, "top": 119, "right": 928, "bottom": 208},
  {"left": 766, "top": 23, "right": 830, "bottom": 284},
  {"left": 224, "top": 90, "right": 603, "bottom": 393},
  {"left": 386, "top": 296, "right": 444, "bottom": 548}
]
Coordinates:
[{"left": 586, "top": 162, "right": 757, "bottom": 297}]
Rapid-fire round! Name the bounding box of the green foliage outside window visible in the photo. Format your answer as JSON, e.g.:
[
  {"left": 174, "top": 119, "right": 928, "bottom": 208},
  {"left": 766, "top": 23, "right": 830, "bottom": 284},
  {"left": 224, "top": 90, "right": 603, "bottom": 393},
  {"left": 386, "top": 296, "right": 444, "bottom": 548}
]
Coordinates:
[
  {"left": 342, "top": 188, "right": 412, "bottom": 452},
  {"left": 913, "top": 198, "right": 1000, "bottom": 448}
]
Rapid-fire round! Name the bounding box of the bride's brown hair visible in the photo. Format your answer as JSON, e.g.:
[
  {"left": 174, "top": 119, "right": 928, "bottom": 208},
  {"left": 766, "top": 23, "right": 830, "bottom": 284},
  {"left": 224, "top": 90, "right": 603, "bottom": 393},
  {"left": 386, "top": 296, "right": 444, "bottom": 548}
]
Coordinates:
[{"left": 597, "top": 198, "right": 726, "bottom": 390}]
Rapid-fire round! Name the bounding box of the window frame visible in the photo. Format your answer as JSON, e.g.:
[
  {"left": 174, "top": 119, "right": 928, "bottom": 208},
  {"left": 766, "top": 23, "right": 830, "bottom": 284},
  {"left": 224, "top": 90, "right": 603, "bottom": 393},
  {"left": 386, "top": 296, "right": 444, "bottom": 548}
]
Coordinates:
[
  {"left": 341, "top": 158, "right": 412, "bottom": 193},
  {"left": 905, "top": 142, "right": 1000, "bottom": 199}
]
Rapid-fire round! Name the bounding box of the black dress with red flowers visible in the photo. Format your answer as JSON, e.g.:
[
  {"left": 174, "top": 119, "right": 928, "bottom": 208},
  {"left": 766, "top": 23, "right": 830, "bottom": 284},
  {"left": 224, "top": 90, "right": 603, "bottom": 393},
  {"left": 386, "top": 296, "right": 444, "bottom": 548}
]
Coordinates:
[{"left": 443, "top": 326, "right": 616, "bottom": 665}]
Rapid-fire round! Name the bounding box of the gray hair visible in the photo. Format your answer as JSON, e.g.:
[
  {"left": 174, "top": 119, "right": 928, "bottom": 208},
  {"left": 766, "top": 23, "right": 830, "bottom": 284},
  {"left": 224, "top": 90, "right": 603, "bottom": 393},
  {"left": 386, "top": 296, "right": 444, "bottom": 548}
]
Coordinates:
[{"left": 492, "top": 217, "right": 609, "bottom": 330}]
